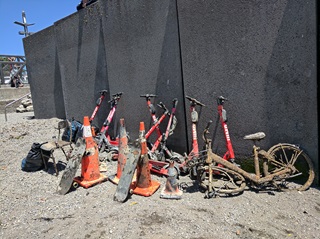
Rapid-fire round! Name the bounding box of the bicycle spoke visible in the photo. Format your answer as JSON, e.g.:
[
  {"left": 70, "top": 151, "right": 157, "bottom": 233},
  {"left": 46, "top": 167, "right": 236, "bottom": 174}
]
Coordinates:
[
  {"left": 289, "top": 149, "right": 302, "bottom": 166},
  {"left": 265, "top": 144, "right": 314, "bottom": 191},
  {"left": 197, "top": 166, "right": 246, "bottom": 197}
]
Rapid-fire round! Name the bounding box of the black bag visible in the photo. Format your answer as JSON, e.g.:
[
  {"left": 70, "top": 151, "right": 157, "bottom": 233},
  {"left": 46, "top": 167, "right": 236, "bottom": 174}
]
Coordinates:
[
  {"left": 21, "top": 143, "right": 50, "bottom": 172},
  {"left": 62, "top": 120, "right": 83, "bottom": 143}
]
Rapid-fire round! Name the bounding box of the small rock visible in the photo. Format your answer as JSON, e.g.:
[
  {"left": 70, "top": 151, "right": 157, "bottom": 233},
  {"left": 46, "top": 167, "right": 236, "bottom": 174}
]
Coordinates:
[
  {"left": 26, "top": 105, "right": 34, "bottom": 112},
  {"left": 16, "top": 105, "right": 26, "bottom": 113},
  {"left": 21, "top": 99, "right": 33, "bottom": 107}
]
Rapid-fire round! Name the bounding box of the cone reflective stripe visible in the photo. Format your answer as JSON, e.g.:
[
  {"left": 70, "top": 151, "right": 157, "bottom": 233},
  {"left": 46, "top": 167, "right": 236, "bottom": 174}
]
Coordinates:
[
  {"left": 83, "top": 116, "right": 92, "bottom": 138},
  {"left": 132, "top": 122, "right": 160, "bottom": 197},
  {"left": 109, "top": 118, "right": 131, "bottom": 185},
  {"left": 73, "top": 116, "right": 108, "bottom": 188},
  {"left": 160, "top": 161, "right": 183, "bottom": 199}
]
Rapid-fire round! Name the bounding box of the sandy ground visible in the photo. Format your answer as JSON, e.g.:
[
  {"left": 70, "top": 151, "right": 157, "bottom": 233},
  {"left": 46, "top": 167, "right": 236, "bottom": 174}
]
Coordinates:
[{"left": 0, "top": 112, "right": 320, "bottom": 239}]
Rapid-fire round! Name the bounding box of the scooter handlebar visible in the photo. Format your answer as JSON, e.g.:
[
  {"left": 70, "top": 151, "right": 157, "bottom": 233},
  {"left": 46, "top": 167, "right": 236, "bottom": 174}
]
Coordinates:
[
  {"left": 185, "top": 96, "right": 205, "bottom": 107},
  {"left": 99, "top": 90, "right": 108, "bottom": 95},
  {"left": 112, "top": 92, "right": 123, "bottom": 98},
  {"left": 157, "top": 102, "right": 169, "bottom": 113},
  {"left": 108, "top": 92, "right": 123, "bottom": 104},
  {"left": 172, "top": 98, "right": 178, "bottom": 108},
  {"left": 217, "top": 96, "right": 227, "bottom": 105},
  {"left": 140, "top": 94, "right": 157, "bottom": 100}
]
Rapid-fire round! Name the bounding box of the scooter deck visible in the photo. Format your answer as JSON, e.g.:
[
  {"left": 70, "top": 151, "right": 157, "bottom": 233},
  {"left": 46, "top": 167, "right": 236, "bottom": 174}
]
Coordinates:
[
  {"left": 114, "top": 145, "right": 141, "bottom": 202},
  {"left": 57, "top": 138, "right": 86, "bottom": 195},
  {"left": 149, "top": 160, "right": 169, "bottom": 176}
]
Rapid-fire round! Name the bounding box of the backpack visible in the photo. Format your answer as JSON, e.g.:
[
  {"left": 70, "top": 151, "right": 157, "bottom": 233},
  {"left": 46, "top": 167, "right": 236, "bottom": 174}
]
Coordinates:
[
  {"left": 21, "top": 143, "right": 50, "bottom": 172},
  {"left": 62, "top": 119, "right": 83, "bottom": 143}
]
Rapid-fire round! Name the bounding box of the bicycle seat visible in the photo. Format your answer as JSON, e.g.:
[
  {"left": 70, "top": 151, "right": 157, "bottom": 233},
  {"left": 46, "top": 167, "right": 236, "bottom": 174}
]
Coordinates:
[{"left": 243, "top": 132, "right": 266, "bottom": 141}]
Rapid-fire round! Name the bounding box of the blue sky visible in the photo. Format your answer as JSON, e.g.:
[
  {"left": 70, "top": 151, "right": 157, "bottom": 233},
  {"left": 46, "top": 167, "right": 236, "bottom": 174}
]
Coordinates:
[{"left": 0, "top": 0, "right": 80, "bottom": 56}]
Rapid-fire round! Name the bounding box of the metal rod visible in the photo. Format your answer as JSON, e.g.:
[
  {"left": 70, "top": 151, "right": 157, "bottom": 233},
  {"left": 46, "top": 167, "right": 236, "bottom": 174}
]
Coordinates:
[{"left": 4, "top": 93, "right": 31, "bottom": 122}]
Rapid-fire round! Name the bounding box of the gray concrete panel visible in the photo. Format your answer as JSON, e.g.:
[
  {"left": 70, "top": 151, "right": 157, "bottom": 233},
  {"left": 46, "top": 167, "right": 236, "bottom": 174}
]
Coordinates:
[
  {"left": 54, "top": 6, "right": 109, "bottom": 127},
  {"left": 23, "top": 26, "right": 65, "bottom": 119},
  {"left": 99, "top": 0, "right": 186, "bottom": 152},
  {"left": 263, "top": 0, "right": 318, "bottom": 173},
  {"left": 177, "top": 0, "right": 318, "bottom": 173}
]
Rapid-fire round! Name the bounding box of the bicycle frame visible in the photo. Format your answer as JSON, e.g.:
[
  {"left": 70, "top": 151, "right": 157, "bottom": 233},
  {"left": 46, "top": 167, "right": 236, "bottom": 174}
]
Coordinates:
[
  {"left": 203, "top": 123, "right": 290, "bottom": 185},
  {"left": 197, "top": 123, "right": 290, "bottom": 197},
  {"left": 214, "top": 97, "right": 271, "bottom": 179},
  {"left": 207, "top": 144, "right": 291, "bottom": 185},
  {"left": 195, "top": 98, "right": 315, "bottom": 197}
]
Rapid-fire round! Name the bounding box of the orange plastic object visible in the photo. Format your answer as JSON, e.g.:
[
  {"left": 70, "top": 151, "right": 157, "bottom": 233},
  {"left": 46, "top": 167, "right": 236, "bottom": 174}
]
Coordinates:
[
  {"left": 132, "top": 122, "right": 160, "bottom": 196},
  {"left": 109, "top": 118, "right": 137, "bottom": 185},
  {"left": 73, "top": 116, "right": 107, "bottom": 188}
]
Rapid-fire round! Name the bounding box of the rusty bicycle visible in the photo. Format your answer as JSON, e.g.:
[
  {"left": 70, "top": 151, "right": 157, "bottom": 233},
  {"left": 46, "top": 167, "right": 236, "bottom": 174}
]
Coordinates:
[{"left": 189, "top": 116, "right": 315, "bottom": 198}]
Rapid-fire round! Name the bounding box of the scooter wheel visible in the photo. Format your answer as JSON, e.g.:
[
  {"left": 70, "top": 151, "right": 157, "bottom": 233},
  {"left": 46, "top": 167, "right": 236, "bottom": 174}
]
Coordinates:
[{"left": 72, "top": 181, "right": 79, "bottom": 189}]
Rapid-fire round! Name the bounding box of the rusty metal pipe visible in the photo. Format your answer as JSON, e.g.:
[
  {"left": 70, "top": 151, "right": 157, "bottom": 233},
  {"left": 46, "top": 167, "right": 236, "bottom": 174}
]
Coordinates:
[{"left": 208, "top": 150, "right": 291, "bottom": 184}]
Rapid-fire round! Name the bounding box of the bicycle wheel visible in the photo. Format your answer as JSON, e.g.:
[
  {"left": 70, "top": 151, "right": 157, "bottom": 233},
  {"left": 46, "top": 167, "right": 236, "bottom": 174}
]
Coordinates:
[
  {"left": 264, "top": 143, "right": 314, "bottom": 191},
  {"left": 198, "top": 166, "right": 246, "bottom": 197}
]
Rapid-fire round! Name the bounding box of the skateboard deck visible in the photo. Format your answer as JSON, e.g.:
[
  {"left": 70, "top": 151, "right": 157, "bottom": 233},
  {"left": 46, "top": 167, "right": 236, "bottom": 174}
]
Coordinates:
[
  {"left": 113, "top": 145, "right": 141, "bottom": 202},
  {"left": 57, "top": 138, "right": 86, "bottom": 195}
]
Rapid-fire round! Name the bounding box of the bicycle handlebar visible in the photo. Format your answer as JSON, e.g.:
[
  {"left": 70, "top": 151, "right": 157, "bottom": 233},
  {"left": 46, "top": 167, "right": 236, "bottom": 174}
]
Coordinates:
[
  {"left": 205, "top": 120, "right": 213, "bottom": 131},
  {"left": 202, "top": 120, "right": 213, "bottom": 143},
  {"left": 185, "top": 96, "right": 205, "bottom": 107},
  {"left": 140, "top": 94, "right": 157, "bottom": 100}
]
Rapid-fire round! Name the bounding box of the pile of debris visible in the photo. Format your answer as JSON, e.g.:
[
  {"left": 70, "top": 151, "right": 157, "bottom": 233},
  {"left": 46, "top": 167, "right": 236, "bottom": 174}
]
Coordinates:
[{"left": 16, "top": 95, "right": 33, "bottom": 113}]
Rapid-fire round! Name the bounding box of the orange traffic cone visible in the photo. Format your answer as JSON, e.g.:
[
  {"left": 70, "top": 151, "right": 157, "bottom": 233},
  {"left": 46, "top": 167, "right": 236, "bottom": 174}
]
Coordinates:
[
  {"left": 132, "top": 122, "right": 160, "bottom": 196},
  {"left": 73, "top": 116, "right": 108, "bottom": 188},
  {"left": 109, "top": 118, "right": 132, "bottom": 185},
  {"left": 160, "top": 161, "right": 183, "bottom": 199}
]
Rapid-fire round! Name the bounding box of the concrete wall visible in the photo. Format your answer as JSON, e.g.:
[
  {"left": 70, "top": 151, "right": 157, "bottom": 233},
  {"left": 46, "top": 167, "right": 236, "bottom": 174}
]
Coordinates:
[
  {"left": 23, "top": 0, "right": 318, "bottom": 179},
  {"left": 99, "top": 0, "right": 185, "bottom": 152},
  {"left": 24, "top": 0, "right": 186, "bottom": 153},
  {"left": 177, "top": 0, "right": 318, "bottom": 171},
  {"left": 23, "top": 26, "right": 66, "bottom": 119},
  {"left": 54, "top": 6, "right": 109, "bottom": 128}
]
